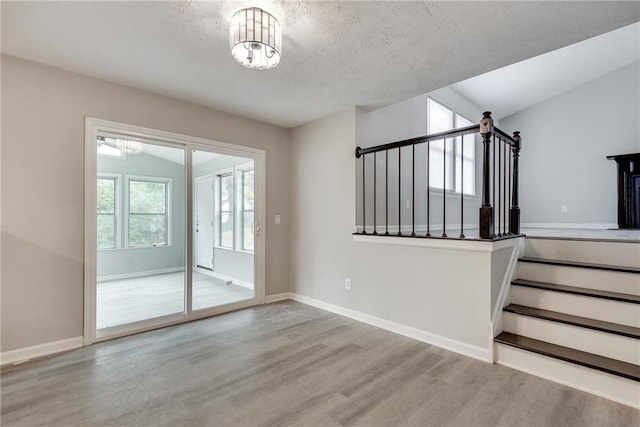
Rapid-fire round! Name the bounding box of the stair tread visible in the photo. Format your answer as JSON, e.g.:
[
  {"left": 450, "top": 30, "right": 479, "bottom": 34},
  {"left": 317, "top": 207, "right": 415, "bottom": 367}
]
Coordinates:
[
  {"left": 504, "top": 304, "right": 640, "bottom": 339},
  {"left": 495, "top": 332, "right": 640, "bottom": 381},
  {"left": 512, "top": 279, "right": 640, "bottom": 304},
  {"left": 519, "top": 257, "right": 640, "bottom": 274}
]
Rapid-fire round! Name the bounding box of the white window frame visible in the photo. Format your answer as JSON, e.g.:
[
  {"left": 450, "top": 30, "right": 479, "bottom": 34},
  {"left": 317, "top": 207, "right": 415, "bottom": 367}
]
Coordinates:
[
  {"left": 213, "top": 162, "right": 255, "bottom": 253},
  {"left": 215, "top": 168, "right": 234, "bottom": 250},
  {"left": 96, "top": 173, "right": 121, "bottom": 251},
  {"left": 237, "top": 163, "right": 255, "bottom": 253},
  {"left": 125, "top": 174, "right": 173, "bottom": 248},
  {"left": 427, "top": 97, "right": 476, "bottom": 197}
]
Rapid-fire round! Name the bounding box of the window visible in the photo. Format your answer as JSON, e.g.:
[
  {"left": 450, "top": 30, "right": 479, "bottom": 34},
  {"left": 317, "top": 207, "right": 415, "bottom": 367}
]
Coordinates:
[
  {"left": 128, "top": 178, "right": 170, "bottom": 247},
  {"left": 215, "top": 165, "right": 255, "bottom": 252},
  {"left": 97, "top": 177, "right": 117, "bottom": 249},
  {"left": 427, "top": 98, "right": 476, "bottom": 195},
  {"left": 241, "top": 169, "right": 254, "bottom": 252},
  {"left": 218, "top": 173, "right": 234, "bottom": 248}
]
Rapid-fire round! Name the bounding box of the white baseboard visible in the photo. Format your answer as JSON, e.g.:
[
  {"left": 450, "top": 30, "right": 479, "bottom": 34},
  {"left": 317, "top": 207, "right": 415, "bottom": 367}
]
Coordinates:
[
  {"left": 289, "top": 293, "right": 490, "bottom": 362},
  {"left": 98, "top": 267, "right": 184, "bottom": 282},
  {"left": 265, "top": 292, "right": 292, "bottom": 304},
  {"left": 1, "top": 336, "right": 83, "bottom": 367},
  {"left": 522, "top": 223, "right": 618, "bottom": 230}
]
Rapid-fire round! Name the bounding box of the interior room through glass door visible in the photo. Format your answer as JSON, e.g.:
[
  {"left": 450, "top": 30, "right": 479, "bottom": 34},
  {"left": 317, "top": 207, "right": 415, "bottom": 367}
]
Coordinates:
[
  {"left": 192, "top": 150, "right": 255, "bottom": 311},
  {"left": 96, "top": 137, "right": 186, "bottom": 331}
]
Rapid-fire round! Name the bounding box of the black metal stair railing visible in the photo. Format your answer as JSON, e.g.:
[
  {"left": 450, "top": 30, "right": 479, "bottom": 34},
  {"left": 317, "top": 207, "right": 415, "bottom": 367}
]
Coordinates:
[{"left": 355, "top": 112, "right": 522, "bottom": 240}]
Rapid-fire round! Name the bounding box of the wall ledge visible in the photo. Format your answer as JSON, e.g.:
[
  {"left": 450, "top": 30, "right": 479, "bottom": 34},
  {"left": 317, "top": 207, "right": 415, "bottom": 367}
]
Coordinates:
[{"left": 353, "top": 234, "right": 522, "bottom": 253}]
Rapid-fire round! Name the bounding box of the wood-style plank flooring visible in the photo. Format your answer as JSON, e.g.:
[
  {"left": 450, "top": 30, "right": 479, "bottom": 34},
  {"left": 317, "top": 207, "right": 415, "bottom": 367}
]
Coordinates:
[
  {"left": 2, "top": 301, "right": 638, "bottom": 426},
  {"left": 97, "top": 272, "right": 253, "bottom": 328}
]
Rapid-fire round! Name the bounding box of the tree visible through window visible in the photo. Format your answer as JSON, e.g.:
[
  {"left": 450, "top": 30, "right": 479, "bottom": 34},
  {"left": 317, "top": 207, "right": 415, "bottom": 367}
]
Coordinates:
[
  {"left": 128, "top": 179, "right": 169, "bottom": 247},
  {"left": 97, "top": 177, "right": 116, "bottom": 249}
]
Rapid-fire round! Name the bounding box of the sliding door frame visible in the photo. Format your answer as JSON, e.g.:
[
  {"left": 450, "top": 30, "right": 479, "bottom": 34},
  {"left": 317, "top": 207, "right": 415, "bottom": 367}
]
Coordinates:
[{"left": 84, "top": 117, "right": 266, "bottom": 345}]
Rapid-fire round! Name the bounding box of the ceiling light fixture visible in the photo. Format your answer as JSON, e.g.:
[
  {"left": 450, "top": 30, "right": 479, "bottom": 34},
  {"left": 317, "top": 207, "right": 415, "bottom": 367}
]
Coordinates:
[{"left": 229, "top": 7, "right": 281, "bottom": 70}]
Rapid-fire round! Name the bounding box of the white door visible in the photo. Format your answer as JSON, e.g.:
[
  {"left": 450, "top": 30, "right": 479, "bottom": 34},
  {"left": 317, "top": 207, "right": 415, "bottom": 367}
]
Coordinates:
[{"left": 195, "top": 175, "right": 214, "bottom": 270}]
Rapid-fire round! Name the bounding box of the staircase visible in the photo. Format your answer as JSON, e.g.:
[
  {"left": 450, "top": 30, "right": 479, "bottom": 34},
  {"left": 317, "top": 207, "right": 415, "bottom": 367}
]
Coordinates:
[{"left": 494, "top": 236, "right": 640, "bottom": 407}]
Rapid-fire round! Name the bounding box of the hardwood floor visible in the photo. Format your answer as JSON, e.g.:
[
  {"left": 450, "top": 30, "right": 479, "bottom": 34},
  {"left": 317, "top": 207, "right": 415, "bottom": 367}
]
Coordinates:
[
  {"left": 97, "top": 271, "right": 254, "bottom": 328},
  {"left": 2, "top": 301, "right": 638, "bottom": 426}
]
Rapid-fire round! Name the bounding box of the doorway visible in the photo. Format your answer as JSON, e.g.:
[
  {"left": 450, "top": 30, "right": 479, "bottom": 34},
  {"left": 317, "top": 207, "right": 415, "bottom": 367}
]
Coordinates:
[{"left": 84, "top": 118, "right": 265, "bottom": 344}]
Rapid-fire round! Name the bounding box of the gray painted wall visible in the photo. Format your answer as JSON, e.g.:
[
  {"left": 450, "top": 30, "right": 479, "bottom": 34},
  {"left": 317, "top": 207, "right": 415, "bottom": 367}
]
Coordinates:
[
  {"left": 97, "top": 152, "right": 186, "bottom": 278},
  {"left": 1, "top": 55, "right": 290, "bottom": 352},
  {"left": 290, "top": 108, "right": 500, "bottom": 353},
  {"left": 500, "top": 61, "right": 640, "bottom": 227}
]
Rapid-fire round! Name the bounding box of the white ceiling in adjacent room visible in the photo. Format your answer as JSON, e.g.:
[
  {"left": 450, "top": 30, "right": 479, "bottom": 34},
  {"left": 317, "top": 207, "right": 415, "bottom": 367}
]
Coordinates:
[
  {"left": 452, "top": 22, "right": 640, "bottom": 120},
  {"left": 2, "top": 1, "right": 639, "bottom": 128}
]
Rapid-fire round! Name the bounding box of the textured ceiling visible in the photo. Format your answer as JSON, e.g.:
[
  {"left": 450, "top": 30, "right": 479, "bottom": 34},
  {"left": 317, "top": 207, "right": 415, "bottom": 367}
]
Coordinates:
[
  {"left": 2, "top": 1, "right": 639, "bottom": 128},
  {"left": 453, "top": 22, "right": 640, "bottom": 120}
]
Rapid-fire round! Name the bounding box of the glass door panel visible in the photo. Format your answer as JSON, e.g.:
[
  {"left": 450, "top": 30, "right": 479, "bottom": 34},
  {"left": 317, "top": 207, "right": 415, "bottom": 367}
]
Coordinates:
[
  {"left": 96, "top": 137, "right": 186, "bottom": 330},
  {"left": 192, "top": 150, "right": 255, "bottom": 311}
]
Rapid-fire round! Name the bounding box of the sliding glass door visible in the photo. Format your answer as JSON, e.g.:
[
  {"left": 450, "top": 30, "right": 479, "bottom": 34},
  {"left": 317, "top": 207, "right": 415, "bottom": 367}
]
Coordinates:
[
  {"left": 95, "top": 137, "right": 186, "bottom": 331},
  {"left": 192, "top": 150, "right": 255, "bottom": 311},
  {"left": 85, "top": 118, "right": 264, "bottom": 343}
]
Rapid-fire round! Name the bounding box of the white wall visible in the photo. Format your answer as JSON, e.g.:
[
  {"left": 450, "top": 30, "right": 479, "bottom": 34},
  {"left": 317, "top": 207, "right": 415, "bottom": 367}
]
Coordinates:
[
  {"left": 1, "top": 55, "right": 290, "bottom": 352},
  {"left": 500, "top": 61, "right": 640, "bottom": 227},
  {"left": 290, "top": 108, "right": 516, "bottom": 358}
]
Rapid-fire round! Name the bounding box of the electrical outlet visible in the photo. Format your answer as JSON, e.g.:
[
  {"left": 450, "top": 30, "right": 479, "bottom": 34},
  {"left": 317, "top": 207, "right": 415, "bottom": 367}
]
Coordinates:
[
  {"left": 405, "top": 199, "right": 410, "bottom": 209},
  {"left": 275, "top": 214, "right": 281, "bottom": 224},
  {"left": 345, "top": 279, "right": 351, "bottom": 290},
  {"left": 561, "top": 205, "right": 568, "bottom": 213}
]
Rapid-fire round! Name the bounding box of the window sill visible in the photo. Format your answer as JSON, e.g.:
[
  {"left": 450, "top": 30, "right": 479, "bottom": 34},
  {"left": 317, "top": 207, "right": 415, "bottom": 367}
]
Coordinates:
[{"left": 428, "top": 188, "right": 477, "bottom": 200}]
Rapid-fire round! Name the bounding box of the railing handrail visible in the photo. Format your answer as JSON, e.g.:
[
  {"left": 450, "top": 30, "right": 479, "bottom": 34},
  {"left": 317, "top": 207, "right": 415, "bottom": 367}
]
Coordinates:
[
  {"left": 355, "top": 123, "right": 519, "bottom": 159},
  {"left": 355, "top": 124, "right": 480, "bottom": 158},
  {"left": 493, "top": 127, "right": 519, "bottom": 146},
  {"left": 354, "top": 111, "right": 522, "bottom": 240}
]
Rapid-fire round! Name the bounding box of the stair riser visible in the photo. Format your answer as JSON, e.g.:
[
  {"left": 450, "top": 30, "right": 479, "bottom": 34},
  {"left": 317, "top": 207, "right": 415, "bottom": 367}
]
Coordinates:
[
  {"left": 524, "top": 239, "right": 640, "bottom": 268},
  {"left": 517, "top": 263, "right": 640, "bottom": 295},
  {"left": 503, "top": 312, "right": 639, "bottom": 365},
  {"left": 510, "top": 286, "right": 640, "bottom": 328},
  {"left": 495, "top": 343, "right": 640, "bottom": 408}
]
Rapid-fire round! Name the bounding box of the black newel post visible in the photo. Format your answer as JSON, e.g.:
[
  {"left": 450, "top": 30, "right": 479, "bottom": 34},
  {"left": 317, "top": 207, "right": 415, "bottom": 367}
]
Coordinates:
[
  {"left": 509, "top": 132, "right": 522, "bottom": 235},
  {"left": 479, "top": 112, "right": 494, "bottom": 239}
]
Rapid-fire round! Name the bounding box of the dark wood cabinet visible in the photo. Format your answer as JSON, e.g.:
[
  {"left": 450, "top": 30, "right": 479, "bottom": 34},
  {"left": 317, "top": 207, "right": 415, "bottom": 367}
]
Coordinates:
[{"left": 607, "top": 153, "right": 640, "bottom": 229}]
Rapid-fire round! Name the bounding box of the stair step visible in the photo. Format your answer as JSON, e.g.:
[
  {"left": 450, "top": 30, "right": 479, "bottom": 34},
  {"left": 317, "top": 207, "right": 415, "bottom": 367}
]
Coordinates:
[
  {"left": 512, "top": 279, "right": 640, "bottom": 304},
  {"left": 504, "top": 304, "right": 640, "bottom": 339},
  {"left": 494, "top": 332, "right": 640, "bottom": 382},
  {"left": 516, "top": 262, "right": 640, "bottom": 296},
  {"left": 519, "top": 257, "right": 640, "bottom": 274}
]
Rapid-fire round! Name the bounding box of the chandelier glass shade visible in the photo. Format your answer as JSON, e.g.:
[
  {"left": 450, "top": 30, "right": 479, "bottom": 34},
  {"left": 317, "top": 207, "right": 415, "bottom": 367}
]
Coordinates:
[{"left": 229, "top": 7, "right": 281, "bottom": 70}]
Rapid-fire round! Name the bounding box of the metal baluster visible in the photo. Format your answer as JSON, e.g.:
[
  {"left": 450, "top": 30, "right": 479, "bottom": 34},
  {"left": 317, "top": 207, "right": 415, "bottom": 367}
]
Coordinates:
[
  {"left": 492, "top": 133, "right": 496, "bottom": 238},
  {"left": 373, "top": 151, "right": 377, "bottom": 235},
  {"left": 442, "top": 138, "right": 447, "bottom": 238},
  {"left": 426, "top": 141, "right": 431, "bottom": 237},
  {"left": 497, "top": 136, "right": 501, "bottom": 236},
  {"left": 411, "top": 144, "right": 416, "bottom": 237},
  {"left": 460, "top": 134, "right": 465, "bottom": 238},
  {"left": 398, "top": 147, "right": 402, "bottom": 236},
  {"left": 362, "top": 153, "right": 366, "bottom": 234},
  {"left": 503, "top": 141, "right": 507, "bottom": 237},
  {"left": 385, "top": 150, "right": 389, "bottom": 235},
  {"left": 508, "top": 143, "right": 512, "bottom": 234}
]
